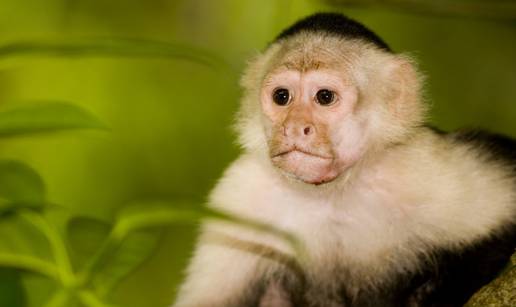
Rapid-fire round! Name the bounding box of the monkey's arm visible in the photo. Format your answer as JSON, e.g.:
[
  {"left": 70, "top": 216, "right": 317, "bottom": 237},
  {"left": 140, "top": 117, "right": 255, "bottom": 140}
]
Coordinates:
[{"left": 172, "top": 227, "right": 265, "bottom": 307}]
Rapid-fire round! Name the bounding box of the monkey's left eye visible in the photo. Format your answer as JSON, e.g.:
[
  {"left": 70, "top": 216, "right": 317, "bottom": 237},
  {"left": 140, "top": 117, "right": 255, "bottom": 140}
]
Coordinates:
[
  {"left": 316, "top": 89, "right": 336, "bottom": 106},
  {"left": 272, "top": 88, "right": 291, "bottom": 106}
]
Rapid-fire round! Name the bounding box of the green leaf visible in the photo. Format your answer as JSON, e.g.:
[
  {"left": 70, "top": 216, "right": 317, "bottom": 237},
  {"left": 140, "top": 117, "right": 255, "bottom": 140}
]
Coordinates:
[
  {"left": 0, "top": 102, "right": 106, "bottom": 138},
  {"left": 71, "top": 209, "right": 162, "bottom": 297},
  {"left": 82, "top": 201, "right": 306, "bottom": 296},
  {"left": 0, "top": 160, "right": 45, "bottom": 214},
  {"left": 42, "top": 290, "right": 71, "bottom": 307},
  {"left": 0, "top": 214, "right": 54, "bottom": 269},
  {"left": 0, "top": 38, "right": 231, "bottom": 71},
  {"left": 113, "top": 201, "right": 307, "bottom": 279},
  {"left": 66, "top": 217, "right": 112, "bottom": 270},
  {"left": 111, "top": 202, "right": 207, "bottom": 238},
  {"left": 0, "top": 254, "right": 59, "bottom": 280},
  {"left": 0, "top": 268, "right": 26, "bottom": 307},
  {"left": 17, "top": 212, "right": 74, "bottom": 285},
  {"left": 92, "top": 229, "right": 161, "bottom": 297},
  {"left": 111, "top": 201, "right": 305, "bottom": 258},
  {"left": 78, "top": 290, "right": 116, "bottom": 307}
]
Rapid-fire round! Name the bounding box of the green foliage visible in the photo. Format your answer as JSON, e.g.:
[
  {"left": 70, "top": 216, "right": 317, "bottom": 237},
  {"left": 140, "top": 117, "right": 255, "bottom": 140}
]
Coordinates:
[
  {"left": 0, "top": 103, "right": 106, "bottom": 138},
  {"left": 0, "top": 102, "right": 302, "bottom": 306},
  {"left": 0, "top": 268, "right": 26, "bottom": 307},
  {"left": 0, "top": 103, "right": 132, "bottom": 306},
  {"left": 67, "top": 217, "right": 111, "bottom": 270},
  {"left": 91, "top": 230, "right": 160, "bottom": 298},
  {"left": 0, "top": 22, "right": 297, "bottom": 305},
  {"left": 0, "top": 35, "right": 238, "bottom": 306},
  {"left": 0, "top": 39, "right": 229, "bottom": 70},
  {"left": 0, "top": 160, "right": 45, "bottom": 211},
  {"left": 0, "top": 102, "right": 97, "bottom": 306},
  {"left": 1, "top": 199, "right": 301, "bottom": 307}
]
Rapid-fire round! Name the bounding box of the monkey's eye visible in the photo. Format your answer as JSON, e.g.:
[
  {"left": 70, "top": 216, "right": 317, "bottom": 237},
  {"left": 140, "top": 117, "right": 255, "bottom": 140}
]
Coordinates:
[
  {"left": 272, "top": 88, "right": 290, "bottom": 106},
  {"left": 316, "top": 89, "right": 336, "bottom": 106}
]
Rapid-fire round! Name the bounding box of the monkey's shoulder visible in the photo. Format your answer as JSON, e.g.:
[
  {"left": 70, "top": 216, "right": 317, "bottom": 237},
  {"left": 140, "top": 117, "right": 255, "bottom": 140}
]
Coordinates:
[
  {"left": 449, "top": 129, "right": 516, "bottom": 166},
  {"left": 427, "top": 126, "right": 516, "bottom": 165}
]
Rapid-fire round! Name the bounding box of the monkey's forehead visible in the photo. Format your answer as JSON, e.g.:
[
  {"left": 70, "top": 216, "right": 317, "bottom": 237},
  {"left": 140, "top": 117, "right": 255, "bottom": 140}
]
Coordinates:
[
  {"left": 268, "top": 53, "right": 350, "bottom": 75},
  {"left": 264, "top": 34, "right": 365, "bottom": 74},
  {"left": 274, "top": 12, "right": 391, "bottom": 53}
]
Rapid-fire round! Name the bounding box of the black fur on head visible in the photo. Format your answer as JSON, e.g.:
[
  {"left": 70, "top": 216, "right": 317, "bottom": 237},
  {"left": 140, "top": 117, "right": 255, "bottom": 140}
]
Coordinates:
[{"left": 275, "top": 12, "right": 392, "bottom": 52}]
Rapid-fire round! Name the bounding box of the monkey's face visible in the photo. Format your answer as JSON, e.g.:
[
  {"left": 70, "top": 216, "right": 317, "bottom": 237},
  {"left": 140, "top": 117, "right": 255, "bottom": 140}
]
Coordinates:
[
  {"left": 239, "top": 34, "right": 425, "bottom": 185},
  {"left": 261, "top": 68, "right": 367, "bottom": 185}
]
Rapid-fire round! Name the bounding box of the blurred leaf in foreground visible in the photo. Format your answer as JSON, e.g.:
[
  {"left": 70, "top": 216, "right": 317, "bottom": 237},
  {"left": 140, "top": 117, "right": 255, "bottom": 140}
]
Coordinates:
[
  {"left": 0, "top": 268, "right": 26, "bottom": 307},
  {"left": 66, "top": 217, "right": 112, "bottom": 271},
  {"left": 77, "top": 201, "right": 305, "bottom": 299},
  {"left": 66, "top": 212, "right": 162, "bottom": 298},
  {"left": 93, "top": 229, "right": 161, "bottom": 297},
  {"left": 0, "top": 160, "right": 45, "bottom": 215},
  {"left": 0, "top": 38, "right": 231, "bottom": 71},
  {"left": 111, "top": 201, "right": 305, "bottom": 260},
  {"left": 0, "top": 102, "right": 106, "bottom": 138}
]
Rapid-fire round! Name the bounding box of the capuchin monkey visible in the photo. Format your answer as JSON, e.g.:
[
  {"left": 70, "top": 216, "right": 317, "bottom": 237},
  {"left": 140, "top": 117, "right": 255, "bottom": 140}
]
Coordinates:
[{"left": 173, "top": 13, "right": 516, "bottom": 307}]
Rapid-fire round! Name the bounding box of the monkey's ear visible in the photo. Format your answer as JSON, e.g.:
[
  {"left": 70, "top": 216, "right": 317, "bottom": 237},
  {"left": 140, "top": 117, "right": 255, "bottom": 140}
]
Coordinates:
[{"left": 385, "top": 56, "right": 426, "bottom": 127}]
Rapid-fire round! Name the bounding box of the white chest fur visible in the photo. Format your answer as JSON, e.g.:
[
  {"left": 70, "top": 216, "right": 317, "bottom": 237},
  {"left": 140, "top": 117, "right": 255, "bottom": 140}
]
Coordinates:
[{"left": 209, "top": 144, "right": 516, "bottom": 286}]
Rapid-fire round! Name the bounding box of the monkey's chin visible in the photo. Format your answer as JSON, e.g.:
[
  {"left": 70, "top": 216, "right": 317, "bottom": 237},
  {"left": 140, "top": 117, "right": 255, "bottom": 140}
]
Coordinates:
[{"left": 271, "top": 151, "right": 338, "bottom": 185}]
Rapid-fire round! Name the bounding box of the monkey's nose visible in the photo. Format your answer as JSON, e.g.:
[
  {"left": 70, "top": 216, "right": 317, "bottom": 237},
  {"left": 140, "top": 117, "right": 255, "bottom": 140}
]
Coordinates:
[
  {"left": 284, "top": 123, "right": 316, "bottom": 138},
  {"left": 297, "top": 124, "right": 315, "bottom": 137}
]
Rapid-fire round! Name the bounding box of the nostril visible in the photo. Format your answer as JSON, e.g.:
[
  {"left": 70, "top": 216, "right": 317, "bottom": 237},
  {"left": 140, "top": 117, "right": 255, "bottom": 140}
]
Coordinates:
[{"left": 303, "top": 126, "right": 311, "bottom": 135}]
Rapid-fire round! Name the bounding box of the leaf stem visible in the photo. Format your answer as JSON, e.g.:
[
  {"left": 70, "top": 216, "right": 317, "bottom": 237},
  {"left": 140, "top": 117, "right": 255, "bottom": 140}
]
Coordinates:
[
  {"left": 19, "top": 211, "right": 75, "bottom": 286},
  {"left": 78, "top": 290, "right": 117, "bottom": 307},
  {"left": 114, "top": 206, "right": 307, "bottom": 259},
  {"left": 0, "top": 38, "right": 234, "bottom": 73},
  {"left": 0, "top": 253, "right": 59, "bottom": 280},
  {"left": 76, "top": 233, "right": 119, "bottom": 287},
  {"left": 42, "top": 290, "right": 70, "bottom": 307}
]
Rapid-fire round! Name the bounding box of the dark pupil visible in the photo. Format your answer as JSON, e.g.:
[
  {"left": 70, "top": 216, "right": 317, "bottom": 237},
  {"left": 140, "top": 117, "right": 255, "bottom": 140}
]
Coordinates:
[
  {"left": 316, "top": 89, "right": 334, "bottom": 105},
  {"left": 273, "top": 88, "right": 290, "bottom": 106}
]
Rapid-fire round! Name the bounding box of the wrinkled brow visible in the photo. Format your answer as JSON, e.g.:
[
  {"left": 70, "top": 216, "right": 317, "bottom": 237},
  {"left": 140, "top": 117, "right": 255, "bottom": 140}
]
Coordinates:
[{"left": 267, "top": 44, "right": 357, "bottom": 77}]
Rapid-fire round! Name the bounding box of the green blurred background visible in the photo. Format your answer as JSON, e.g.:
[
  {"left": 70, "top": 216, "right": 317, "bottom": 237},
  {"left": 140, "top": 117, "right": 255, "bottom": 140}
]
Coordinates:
[{"left": 0, "top": 0, "right": 514, "bottom": 306}]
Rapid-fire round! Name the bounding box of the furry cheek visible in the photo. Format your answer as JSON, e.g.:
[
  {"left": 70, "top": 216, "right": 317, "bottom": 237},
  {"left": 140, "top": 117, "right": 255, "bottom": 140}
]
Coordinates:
[{"left": 331, "top": 117, "right": 369, "bottom": 170}]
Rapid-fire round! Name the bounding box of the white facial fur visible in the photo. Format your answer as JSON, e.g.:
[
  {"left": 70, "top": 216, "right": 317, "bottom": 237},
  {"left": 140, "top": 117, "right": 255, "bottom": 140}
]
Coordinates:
[
  {"left": 237, "top": 33, "right": 426, "bottom": 187},
  {"left": 260, "top": 68, "right": 363, "bottom": 184}
]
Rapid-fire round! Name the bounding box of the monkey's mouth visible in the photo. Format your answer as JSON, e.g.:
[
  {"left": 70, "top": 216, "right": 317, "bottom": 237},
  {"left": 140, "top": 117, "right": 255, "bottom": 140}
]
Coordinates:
[
  {"left": 271, "top": 148, "right": 337, "bottom": 185},
  {"left": 272, "top": 148, "right": 332, "bottom": 160}
]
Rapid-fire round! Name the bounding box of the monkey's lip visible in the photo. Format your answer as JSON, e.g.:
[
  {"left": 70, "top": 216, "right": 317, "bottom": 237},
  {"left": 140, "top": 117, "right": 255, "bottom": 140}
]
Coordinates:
[
  {"left": 272, "top": 148, "right": 333, "bottom": 160},
  {"left": 271, "top": 149, "right": 338, "bottom": 185}
]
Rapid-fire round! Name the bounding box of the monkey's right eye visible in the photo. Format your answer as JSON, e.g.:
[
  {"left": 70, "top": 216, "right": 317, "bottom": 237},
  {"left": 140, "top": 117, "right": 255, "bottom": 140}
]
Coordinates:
[{"left": 272, "top": 88, "right": 290, "bottom": 106}]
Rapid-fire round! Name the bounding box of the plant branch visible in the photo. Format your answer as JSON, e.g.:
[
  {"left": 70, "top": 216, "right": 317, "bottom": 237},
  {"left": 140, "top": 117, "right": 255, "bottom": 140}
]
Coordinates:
[
  {"left": 0, "top": 38, "right": 233, "bottom": 72},
  {"left": 78, "top": 290, "right": 117, "bottom": 307},
  {"left": 19, "top": 211, "right": 75, "bottom": 285},
  {"left": 42, "top": 290, "right": 70, "bottom": 307},
  {"left": 0, "top": 253, "right": 59, "bottom": 280}
]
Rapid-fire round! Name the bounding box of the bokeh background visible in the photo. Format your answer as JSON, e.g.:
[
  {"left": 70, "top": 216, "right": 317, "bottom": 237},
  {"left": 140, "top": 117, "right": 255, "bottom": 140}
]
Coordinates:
[{"left": 0, "top": 0, "right": 515, "bottom": 306}]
